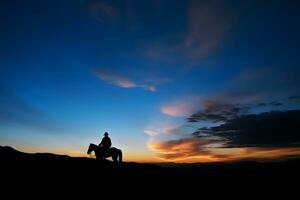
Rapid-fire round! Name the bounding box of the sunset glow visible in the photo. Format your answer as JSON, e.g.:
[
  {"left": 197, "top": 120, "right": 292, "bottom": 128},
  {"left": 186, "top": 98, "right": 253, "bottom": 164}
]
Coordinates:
[{"left": 1, "top": 0, "right": 300, "bottom": 163}]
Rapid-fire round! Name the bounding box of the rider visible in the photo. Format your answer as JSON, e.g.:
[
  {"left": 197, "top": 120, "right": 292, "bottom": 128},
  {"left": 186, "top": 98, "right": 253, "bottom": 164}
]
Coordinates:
[{"left": 98, "top": 132, "right": 112, "bottom": 156}]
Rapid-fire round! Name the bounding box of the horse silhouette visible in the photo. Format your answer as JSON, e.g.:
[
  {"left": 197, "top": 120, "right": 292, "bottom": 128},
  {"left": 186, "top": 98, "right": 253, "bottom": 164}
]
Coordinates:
[{"left": 87, "top": 143, "right": 122, "bottom": 163}]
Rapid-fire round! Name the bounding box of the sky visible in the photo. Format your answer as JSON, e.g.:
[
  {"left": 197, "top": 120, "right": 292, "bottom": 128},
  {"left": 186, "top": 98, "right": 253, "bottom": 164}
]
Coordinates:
[{"left": 1, "top": 0, "right": 300, "bottom": 162}]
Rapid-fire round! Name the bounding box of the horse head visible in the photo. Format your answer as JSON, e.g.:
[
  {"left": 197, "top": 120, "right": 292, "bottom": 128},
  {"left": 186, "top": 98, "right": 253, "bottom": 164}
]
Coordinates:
[{"left": 87, "top": 143, "right": 95, "bottom": 155}]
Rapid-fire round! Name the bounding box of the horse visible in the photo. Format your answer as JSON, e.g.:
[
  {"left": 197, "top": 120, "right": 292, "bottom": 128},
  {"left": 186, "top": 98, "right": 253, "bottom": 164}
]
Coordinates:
[{"left": 87, "top": 143, "right": 122, "bottom": 163}]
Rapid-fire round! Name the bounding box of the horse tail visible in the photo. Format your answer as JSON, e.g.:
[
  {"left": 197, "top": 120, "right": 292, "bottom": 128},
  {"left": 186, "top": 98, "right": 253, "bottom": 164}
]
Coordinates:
[{"left": 118, "top": 149, "right": 122, "bottom": 163}]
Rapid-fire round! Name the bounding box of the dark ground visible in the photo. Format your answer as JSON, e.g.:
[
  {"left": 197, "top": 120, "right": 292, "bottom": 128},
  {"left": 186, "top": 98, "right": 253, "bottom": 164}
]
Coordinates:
[{"left": 1, "top": 145, "right": 299, "bottom": 194}]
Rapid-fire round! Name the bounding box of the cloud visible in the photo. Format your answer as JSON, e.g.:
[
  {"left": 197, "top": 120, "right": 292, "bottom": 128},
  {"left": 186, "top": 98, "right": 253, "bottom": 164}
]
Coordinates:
[
  {"left": 142, "top": 0, "right": 235, "bottom": 64},
  {"left": 144, "top": 129, "right": 159, "bottom": 137},
  {"left": 184, "top": 0, "right": 234, "bottom": 59},
  {"left": 95, "top": 69, "right": 157, "bottom": 92},
  {"left": 160, "top": 64, "right": 299, "bottom": 121},
  {"left": 269, "top": 101, "right": 283, "bottom": 106},
  {"left": 257, "top": 103, "right": 267, "bottom": 107},
  {"left": 288, "top": 95, "right": 300, "bottom": 103},
  {"left": 89, "top": 1, "right": 118, "bottom": 23},
  {"left": 161, "top": 100, "right": 199, "bottom": 117},
  {"left": 163, "top": 65, "right": 300, "bottom": 121},
  {"left": 161, "top": 97, "right": 251, "bottom": 119},
  {"left": 188, "top": 113, "right": 227, "bottom": 123},
  {"left": 144, "top": 121, "right": 186, "bottom": 137},
  {"left": 88, "top": 0, "right": 168, "bottom": 32},
  {"left": 147, "top": 137, "right": 218, "bottom": 161},
  {"left": 151, "top": 94, "right": 300, "bottom": 161},
  {"left": 193, "top": 110, "right": 300, "bottom": 148},
  {"left": 148, "top": 136, "right": 300, "bottom": 162},
  {"left": 289, "top": 96, "right": 299, "bottom": 100},
  {"left": 187, "top": 103, "right": 250, "bottom": 123}
]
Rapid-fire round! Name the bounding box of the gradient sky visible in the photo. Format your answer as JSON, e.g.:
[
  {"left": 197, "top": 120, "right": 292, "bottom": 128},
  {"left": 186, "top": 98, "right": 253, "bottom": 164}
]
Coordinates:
[{"left": 1, "top": 0, "right": 300, "bottom": 162}]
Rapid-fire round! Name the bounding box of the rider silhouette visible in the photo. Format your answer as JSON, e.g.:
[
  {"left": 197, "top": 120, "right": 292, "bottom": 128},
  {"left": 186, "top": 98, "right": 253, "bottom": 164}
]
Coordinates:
[{"left": 98, "top": 132, "right": 112, "bottom": 156}]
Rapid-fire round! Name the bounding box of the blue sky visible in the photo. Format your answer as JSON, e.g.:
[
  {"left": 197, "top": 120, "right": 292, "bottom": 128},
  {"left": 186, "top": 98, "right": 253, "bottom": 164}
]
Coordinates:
[{"left": 1, "top": 0, "right": 300, "bottom": 162}]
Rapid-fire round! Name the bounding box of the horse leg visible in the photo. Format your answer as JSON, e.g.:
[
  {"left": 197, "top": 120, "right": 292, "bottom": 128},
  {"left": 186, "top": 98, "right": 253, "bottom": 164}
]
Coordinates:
[
  {"left": 118, "top": 150, "right": 122, "bottom": 163},
  {"left": 112, "top": 155, "right": 117, "bottom": 162}
]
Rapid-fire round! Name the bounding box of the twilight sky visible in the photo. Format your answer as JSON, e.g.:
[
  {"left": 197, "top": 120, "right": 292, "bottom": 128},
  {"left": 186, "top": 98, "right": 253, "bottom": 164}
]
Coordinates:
[{"left": 1, "top": 0, "right": 300, "bottom": 162}]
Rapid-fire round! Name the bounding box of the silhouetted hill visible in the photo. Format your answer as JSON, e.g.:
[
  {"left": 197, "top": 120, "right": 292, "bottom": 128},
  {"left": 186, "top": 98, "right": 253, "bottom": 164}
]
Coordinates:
[
  {"left": 1, "top": 145, "right": 300, "bottom": 188},
  {"left": 0, "top": 146, "right": 73, "bottom": 161},
  {"left": 0, "top": 146, "right": 168, "bottom": 176}
]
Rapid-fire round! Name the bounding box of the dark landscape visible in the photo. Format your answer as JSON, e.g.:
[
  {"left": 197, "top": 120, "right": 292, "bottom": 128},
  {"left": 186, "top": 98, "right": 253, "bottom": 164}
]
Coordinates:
[
  {"left": 2, "top": 1, "right": 300, "bottom": 195},
  {"left": 2, "top": 146, "right": 299, "bottom": 181}
]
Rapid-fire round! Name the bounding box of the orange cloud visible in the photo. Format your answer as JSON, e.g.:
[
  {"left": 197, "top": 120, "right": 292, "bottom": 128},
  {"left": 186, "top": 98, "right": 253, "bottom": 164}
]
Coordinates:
[
  {"left": 147, "top": 138, "right": 218, "bottom": 162},
  {"left": 148, "top": 138, "right": 300, "bottom": 163}
]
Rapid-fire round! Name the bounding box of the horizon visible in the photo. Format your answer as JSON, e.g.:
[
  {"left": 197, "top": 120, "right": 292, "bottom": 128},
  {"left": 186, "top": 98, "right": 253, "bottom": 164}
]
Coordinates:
[
  {"left": 2, "top": 145, "right": 300, "bottom": 164},
  {"left": 1, "top": 0, "right": 300, "bottom": 163}
]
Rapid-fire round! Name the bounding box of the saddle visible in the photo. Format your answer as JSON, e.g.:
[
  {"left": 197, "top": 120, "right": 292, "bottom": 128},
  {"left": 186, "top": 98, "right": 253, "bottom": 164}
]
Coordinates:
[{"left": 98, "top": 146, "right": 110, "bottom": 156}]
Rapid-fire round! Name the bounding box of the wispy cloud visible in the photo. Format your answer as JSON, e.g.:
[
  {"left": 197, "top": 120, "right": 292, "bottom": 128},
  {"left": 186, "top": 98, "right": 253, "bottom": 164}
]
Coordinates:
[
  {"left": 142, "top": 0, "right": 235, "bottom": 64},
  {"left": 95, "top": 69, "right": 157, "bottom": 92},
  {"left": 160, "top": 97, "right": 202, "bottom": 117},
  {"left": 144, "top": 129, "right": 159, "bottom": 137},
  {"left": 184, "top": 0, "right": 234, "bottom": 59},
  {"left": 88, "top": 0, "right": 166, "bottom": 30},
  {"left": 88, "top": 1, "right": 119, "bottom": 24},
  {"left": 144, "top": 121, "right": 185, "bottom": 137},
  {"left": 161, "top": 102, "right": 197, "bottom": 117}
]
